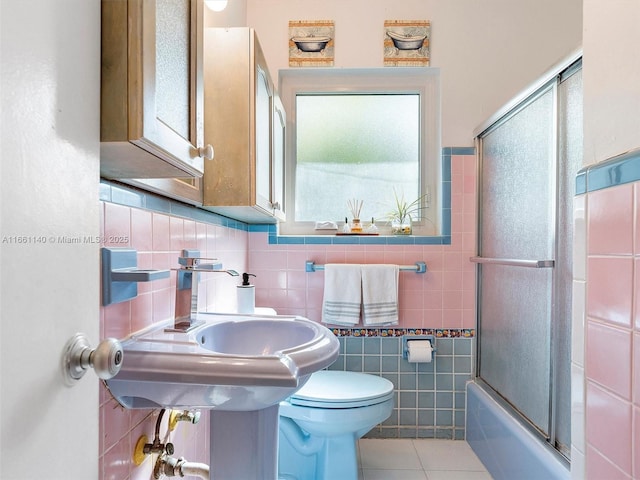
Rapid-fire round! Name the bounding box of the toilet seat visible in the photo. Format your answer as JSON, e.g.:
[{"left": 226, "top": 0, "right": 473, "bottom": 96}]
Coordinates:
[{"left": 288, "top": 371, "right": 394, "bottom": 408}]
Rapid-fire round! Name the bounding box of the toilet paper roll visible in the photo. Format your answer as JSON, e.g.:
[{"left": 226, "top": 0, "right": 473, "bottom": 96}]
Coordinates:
[{"left": 407, "top": 340, "right": 432, "bottom": 363}]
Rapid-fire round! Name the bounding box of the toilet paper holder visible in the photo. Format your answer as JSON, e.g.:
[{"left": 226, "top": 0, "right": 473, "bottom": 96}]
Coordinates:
[{"left": 402, "top": 335, "right": 436, "bottom": 360}]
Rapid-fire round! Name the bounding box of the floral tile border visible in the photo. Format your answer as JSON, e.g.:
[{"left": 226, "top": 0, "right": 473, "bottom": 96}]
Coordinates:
[{"left": 330, "top": 327, "right": 475, "bottom": 338}]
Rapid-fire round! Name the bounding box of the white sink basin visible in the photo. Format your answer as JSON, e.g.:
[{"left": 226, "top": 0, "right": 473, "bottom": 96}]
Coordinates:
[
  {"left": 105, "top": 313, "right": 339, "bottom": 411},
  {"left": 198, "top": 319, "right": 317, "bottom": 355}
]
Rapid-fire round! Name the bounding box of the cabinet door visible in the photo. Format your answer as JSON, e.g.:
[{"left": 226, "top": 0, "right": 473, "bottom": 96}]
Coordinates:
[
  {"left": 101, "top": 0, "right": 208, "bottom": 180},
  {"left": 255, "top": 66, "right": 272, "bottom": 213},
  {"left": 201, "top": 28, "right": 285, "bottom": 222},
  {"left": 272, "top": 95, "right": 286, "bottom": 220}
]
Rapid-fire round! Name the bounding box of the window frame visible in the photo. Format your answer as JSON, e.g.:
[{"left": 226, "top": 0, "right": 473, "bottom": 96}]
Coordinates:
[{"left": 279, "top": 67, "right": 441, "bottom": 236}]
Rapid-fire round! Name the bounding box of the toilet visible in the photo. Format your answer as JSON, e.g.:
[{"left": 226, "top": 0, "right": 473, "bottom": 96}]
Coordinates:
[{"left": 278, "top": 370, "right": 394, "bottom": 480}]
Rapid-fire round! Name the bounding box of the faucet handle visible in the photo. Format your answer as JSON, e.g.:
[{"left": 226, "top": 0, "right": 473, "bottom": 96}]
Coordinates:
[
  {"left": 177, "top": 249, "right": 220, "bottom": 269},
  {"left": 178, "top": 256, "right": 220, "bottom": 269}
]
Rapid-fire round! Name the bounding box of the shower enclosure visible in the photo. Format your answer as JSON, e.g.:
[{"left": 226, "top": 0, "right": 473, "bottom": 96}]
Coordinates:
[{"left": 472, "top": 54, "right": 582, "bottom": 460}]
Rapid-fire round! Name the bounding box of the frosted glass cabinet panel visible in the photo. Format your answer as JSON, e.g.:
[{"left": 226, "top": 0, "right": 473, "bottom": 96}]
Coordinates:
[
  {"left": 272, "top": 95, "right": 286, "bottom": 219},
  {"left": 256, "top": 68, "right": 272, "bottom": 211},
  {"left": 156, "top": 0, "right": 190, "bottom": 139},
  {"left": 100, "top": 0, "right": 208, "bottom": 182}
]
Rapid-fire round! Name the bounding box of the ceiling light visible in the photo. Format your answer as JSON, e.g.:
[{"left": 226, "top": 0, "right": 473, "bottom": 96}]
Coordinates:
[{"left": 205, "top": 0, "right": 227, "bottom": 12}]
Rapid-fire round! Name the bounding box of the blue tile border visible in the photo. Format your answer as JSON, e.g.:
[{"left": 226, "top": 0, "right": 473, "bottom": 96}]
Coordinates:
[
  {"left": 575, "top": 147, "right": 640, "bottom": 195},
  {"left": 100, "top": 180, "right": 250, "bottom": 231},
  {"left": 101, "top": 145, "right": 476, "bottom": 240},
  {"left": 257, "top": 230, "right": 456, "bottom": 245},
  {"left": 446, "top": 146, "right": 476, "bottom": 156},
  {"left": 263, "top": 146, "right": 475, "bottom": 245},
  {"left": 575, "top": 169, "right": 587, "bottom": 195}
]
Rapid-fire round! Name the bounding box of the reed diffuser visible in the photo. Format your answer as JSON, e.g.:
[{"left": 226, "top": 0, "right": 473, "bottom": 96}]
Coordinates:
[{"left": 347, "top": 199, "right": 363, "bottom": 233}]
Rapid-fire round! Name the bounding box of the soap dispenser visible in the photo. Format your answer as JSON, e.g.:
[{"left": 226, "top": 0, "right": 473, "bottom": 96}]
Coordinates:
[{"left": 237, "top": 273, "right": 256, "bottom": 314}]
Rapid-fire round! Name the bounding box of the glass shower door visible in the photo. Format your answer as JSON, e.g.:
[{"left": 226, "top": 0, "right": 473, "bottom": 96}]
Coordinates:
[
  {"left": 475, "top": 60, "right": 581, "bottom": 457},
  {"left": 476, "top": 86, "right": 556, "bottom": 437}
]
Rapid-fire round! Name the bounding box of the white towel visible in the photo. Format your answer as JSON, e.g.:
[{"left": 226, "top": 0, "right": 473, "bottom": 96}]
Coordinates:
[
  {"left": 361, "top": 264, "right": 400, "bottom": 326},
  {"left": 322, "top": 264, "right": 362, "bottom": 326}
]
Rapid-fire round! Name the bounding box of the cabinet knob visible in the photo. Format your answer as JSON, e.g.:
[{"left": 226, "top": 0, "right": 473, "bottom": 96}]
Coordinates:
[
  {"left": 270, "top": 201, "right": 281, "bottom": 211},
  {"left": 198, "top": 144, "right": 214, "bottom": 161}
]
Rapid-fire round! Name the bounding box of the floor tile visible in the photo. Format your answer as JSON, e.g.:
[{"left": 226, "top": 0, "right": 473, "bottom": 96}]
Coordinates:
[
  {"left": 425, "top": 472, "right": 494, "bottom": 480},
  {"left": 359, "top": 439, "right": 423, "bottom": 470},
  {"left": 363, "top": 469, "right": 428, "bottom": 480},
  {"left": 413, "top": 439, "right": 487, "bottom": 471},
  {"left": 356, "top": 439, "right": 493, "bottom": 480}
]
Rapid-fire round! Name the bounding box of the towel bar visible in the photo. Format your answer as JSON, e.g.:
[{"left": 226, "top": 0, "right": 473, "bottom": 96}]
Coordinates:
[
  {"left": 469, "top": 256, "right": 554, "bottom": 268},
  {"left": 305, "top": 261, "right": 427, "bottom": 273}
]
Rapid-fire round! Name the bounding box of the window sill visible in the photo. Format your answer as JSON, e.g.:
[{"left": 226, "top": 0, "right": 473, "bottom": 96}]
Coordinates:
[
  {"left": 248, "top": 225, "right": 451, "bottom": 245},
  {"left": 272, "top": 235, "right": 451, "bottom": 245}
]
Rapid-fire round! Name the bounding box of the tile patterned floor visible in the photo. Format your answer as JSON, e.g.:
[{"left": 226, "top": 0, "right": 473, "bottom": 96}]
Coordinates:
[{"left": 358, "top": 439, "right": 494, "bottom": 480}]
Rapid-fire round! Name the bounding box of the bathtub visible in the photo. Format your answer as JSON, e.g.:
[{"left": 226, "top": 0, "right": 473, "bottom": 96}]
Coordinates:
[{"left": 466, "top": 381, "right": 570, "bottom": 480}]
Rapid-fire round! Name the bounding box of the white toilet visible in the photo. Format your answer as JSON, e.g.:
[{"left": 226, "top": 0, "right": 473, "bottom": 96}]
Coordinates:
[{"left": 278, "top": 370, "right": 394, "bottom": 480}]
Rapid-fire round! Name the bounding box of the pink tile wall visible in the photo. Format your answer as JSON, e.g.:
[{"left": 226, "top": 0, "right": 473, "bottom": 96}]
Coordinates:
[
  {"left": 248, "top": 154, "right": 478, "bottom": 330},
  {"left": 584, "top": 182, "right": 640, "bottom": 479},
  {"left": 98, "top": 153, "right": 476, "bottom": 478},
  {"left": 99, "top": 202, "right": 248, "bottom": 480}
]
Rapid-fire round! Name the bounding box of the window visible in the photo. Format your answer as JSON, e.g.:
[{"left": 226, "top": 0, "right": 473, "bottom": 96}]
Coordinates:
[{"left": 279, "top": 68, "right": 441, "bottom": 235}]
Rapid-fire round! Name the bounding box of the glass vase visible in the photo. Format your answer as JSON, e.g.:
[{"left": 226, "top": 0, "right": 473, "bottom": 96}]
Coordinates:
[{"left": 391, "top": 218, "right": 412, "bottom": 235}]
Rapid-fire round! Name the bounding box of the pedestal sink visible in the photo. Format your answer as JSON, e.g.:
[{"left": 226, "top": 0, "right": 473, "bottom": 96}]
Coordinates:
[{"left": 105, "top": 313, "right": 339, "bottom": 479}]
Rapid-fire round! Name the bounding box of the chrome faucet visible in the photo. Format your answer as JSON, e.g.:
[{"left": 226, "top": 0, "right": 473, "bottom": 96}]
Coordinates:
[{"left": 167, "top": 249, "right": 239, "bottom": 332}]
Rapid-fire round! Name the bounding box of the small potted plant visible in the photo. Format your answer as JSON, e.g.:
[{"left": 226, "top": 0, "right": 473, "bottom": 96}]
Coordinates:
[{"left": 387, "top": 188, "right": 427, "bottom": 235}]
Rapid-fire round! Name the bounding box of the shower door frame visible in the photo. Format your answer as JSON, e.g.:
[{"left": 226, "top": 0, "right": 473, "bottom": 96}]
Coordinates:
[
  {"left": 472, "top": 50, "right": 582, "bottom": 462},
  {"left": 474, "top": 81, "right": 559, "bottom": 443}
]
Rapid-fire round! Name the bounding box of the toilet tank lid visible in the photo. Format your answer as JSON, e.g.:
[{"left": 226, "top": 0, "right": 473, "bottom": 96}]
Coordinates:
[{"left": 290, "top": 371, "right": 394, "bottom": 405}]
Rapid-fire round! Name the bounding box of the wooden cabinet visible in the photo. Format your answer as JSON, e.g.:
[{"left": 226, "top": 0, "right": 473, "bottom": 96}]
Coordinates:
[
  {"left": 201, "top": 28, "right": 285, "bottom": 223},
  {"left": 100, "top": 0, "right": 211, "bottom": 185}
]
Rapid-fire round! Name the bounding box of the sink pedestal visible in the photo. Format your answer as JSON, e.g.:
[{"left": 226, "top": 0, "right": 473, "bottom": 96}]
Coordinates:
[
  {"left": 105, "top": 313, "right": 340, "bottom": 477},
  {"left": 210, "top": 404, "right": 279, "bottom": 479}
]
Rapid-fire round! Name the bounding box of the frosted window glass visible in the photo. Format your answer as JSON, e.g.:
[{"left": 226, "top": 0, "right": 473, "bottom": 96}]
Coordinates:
[
  {"left": 295, "top": 94, "right": 420, "bottom": 222},
  {"left": 156, "top": 0, "right": 190, "bottom": 139}
]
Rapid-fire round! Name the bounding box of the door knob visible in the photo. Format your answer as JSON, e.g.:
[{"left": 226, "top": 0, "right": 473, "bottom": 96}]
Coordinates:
[{"left": 62, "top": 333, "right": 123, "bottom": 386}]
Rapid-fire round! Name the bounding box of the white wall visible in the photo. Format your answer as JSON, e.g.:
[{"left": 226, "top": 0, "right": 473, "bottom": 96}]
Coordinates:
[
  {"left": 571, "top": 1, "right": 640, "bottom": 478},
  {"left": 246, "top": 0, "right": 582, "bottom": 146},
  {"left": 582, "top": 0, "right": 640, "bottom": 164},
  {"left": 0, "top": 1, "right": 101, "bottom": 479}
]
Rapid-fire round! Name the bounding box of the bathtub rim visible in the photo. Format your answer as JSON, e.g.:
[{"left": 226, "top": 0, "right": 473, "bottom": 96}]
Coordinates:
[{"left": 466, "top": 379, "right": 570, "bottom": 479}]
